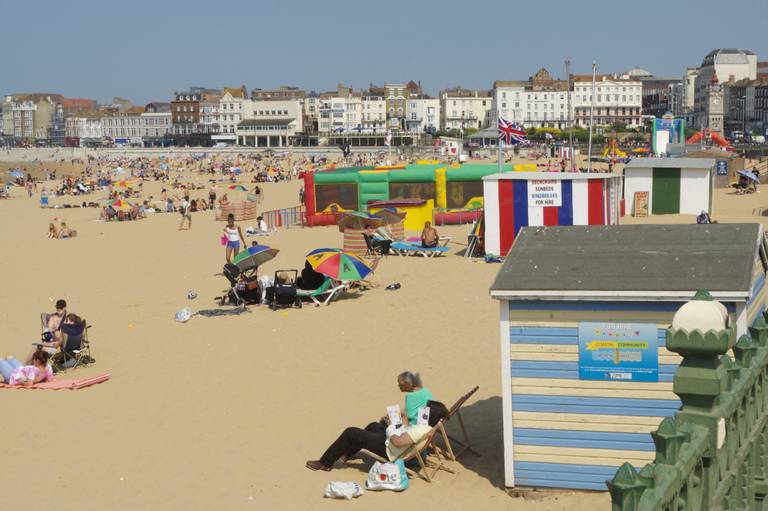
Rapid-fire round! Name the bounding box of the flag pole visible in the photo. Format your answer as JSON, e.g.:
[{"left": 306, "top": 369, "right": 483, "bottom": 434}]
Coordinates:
[
  {"left": 497, "top": 136, "right": 503, "bottom": 173},
  {"left": 587, "top": 61, "right": 596, "bottom": 173}
]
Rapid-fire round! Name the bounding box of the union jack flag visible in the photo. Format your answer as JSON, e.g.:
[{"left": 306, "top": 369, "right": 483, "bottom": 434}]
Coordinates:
[{"left": 498, "top": 117, "right": 528, "bottom": 145}]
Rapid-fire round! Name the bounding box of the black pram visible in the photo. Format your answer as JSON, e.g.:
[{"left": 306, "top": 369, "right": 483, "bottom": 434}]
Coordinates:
[{"left": 221, "top": 262, "right": 261, "bottom": 306}]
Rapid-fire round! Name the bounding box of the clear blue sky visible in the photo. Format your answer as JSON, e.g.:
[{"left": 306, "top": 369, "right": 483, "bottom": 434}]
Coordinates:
[{"left": 1, "top": 0, "right": 766, "bottom": 104}]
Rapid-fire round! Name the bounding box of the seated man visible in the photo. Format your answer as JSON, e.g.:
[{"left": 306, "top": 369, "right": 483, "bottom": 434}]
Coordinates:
[
  {"left": 365, "top": 224, "right": 392, "bottom": 254},
  {"left": 306, "top": 400, "right": 448, "bottom": 471},
  {"left": 421, "top": 221, "right": 439, "bottom": 248}
]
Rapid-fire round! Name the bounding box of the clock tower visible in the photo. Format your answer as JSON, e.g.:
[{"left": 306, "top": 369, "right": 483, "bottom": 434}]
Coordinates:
[{"left": 707, "top": 71, "right": 724, "bottom": 136}]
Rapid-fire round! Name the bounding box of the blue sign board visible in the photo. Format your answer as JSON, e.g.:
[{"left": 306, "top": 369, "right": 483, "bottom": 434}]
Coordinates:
[
  {"left": 716, "top": 160, "right": 728, "bottom": 176},
  {"left": 578, "top": 322, "right": 659, "bottom": 382}
]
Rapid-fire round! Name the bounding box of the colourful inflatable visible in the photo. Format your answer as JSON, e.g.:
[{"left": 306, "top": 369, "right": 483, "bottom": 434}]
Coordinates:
[{"left": 303, "top": 162, "right": 535, "bottom": 227}]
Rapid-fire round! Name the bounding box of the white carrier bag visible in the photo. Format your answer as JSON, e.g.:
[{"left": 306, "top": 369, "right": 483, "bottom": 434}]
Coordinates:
[{"left": 365, "top": 459, "right": 409, "bottom": 492}]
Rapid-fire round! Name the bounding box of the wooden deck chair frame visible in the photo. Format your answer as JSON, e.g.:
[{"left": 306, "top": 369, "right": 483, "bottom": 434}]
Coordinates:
[
  {"left": 39, "top": 313, "right": 93, "bottom": 373},
  {"left": 441, "top": 386, "right": 481, "bottom": 458},
  {"left": 360, "top": 419, "right": 455, "bottom": 483}
]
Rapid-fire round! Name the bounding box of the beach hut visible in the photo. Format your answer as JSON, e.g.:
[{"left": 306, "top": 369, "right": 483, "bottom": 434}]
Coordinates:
[
  {"left": 482, "top": 172, "right": 622, "bottom": 256},
  {"left": 490, "top": 223, "right": 768, "bottom": 491},
  {"left": 623, "top": 157, "right": 715, "bottom": 216}
]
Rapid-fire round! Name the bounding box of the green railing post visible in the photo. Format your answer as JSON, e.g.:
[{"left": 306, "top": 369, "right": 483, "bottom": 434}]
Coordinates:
[{"left": 607, "top": 463, "right": 648, "bottom": 511}]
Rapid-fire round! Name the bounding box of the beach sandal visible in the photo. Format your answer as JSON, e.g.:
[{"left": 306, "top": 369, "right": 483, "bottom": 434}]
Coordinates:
[{"left": 385, "top": 283, "right": 401, "bottom": 290}]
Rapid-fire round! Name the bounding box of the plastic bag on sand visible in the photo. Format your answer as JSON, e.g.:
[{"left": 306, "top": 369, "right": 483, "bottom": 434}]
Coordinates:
[
  {"left": 323, "top": 481, "right": 363, "bottom": 500},
  {"left": 175, "top": 308, "right": 192, "bottom": 323},
  {"left": 365, "top": 460, "right": 409, "bottom": 491}
]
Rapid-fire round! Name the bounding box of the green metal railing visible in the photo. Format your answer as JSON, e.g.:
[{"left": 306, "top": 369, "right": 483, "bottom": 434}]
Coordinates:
[{"left": 608, "top": 294, "right": 768, "bottom": 511}]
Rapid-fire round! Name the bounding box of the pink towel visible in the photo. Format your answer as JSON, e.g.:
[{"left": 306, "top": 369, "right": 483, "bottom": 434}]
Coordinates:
[{"left": 0, "top": 373, "right": 110, "bottom": 390}]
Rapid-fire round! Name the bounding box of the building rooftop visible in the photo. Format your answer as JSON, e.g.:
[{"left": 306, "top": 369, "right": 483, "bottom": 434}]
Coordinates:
[
  {"left": 624, "top": 157, "right": 716, "bottom": 170},
  {"left": 490, "top": 224, "right": 765, "bottom": 297}
]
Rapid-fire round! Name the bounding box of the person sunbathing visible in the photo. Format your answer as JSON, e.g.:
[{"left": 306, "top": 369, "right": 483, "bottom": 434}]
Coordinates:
[
  {"left": 305, "top": 400, "right": 448, "bottom": 472},
  {"left": 421, "top": 221, "right": 439, "bottom": 248},
  {"left": 57, "top": 222, "right": 77, "bottom": 238},
  {"left": 0, "top": 350, "right": 52, "bottom": 385}
]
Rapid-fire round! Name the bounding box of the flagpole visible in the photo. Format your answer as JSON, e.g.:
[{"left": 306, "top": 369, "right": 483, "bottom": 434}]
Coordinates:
[
  {"left": 587, "top": 61, "right": 596, "bottom": 173},
  {"left": 497, "top": 137, "right": 503, "bottom": 173}
]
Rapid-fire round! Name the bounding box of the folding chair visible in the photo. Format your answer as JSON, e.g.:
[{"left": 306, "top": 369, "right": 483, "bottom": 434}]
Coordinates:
[
  {"left": 363, "top": 233, "right": 392, "bottom": 257},
  {"left": 360, "top": 419, "right": 455, "bottom": 483},
  {"left": 39, "top": 313, "right": 94, "bottom": 373},
  {"left": 441, "top": 386, "right": 481, "bottom": 458}
]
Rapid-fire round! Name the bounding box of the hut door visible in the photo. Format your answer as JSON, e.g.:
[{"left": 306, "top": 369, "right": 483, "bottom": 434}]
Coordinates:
[{"left": 651, "top": 168, "right": 680, "bottom": 214}]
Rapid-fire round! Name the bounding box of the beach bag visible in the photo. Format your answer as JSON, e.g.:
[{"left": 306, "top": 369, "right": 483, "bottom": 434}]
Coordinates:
[
  {"left": 365, "top": 460, "right": 408, "bottom": 492},
  {"left": 175, "top": 308, "right": 192, "bottom": 323},
  {"left": 323, "top": 481, "right": 363, "bottom": 500}
]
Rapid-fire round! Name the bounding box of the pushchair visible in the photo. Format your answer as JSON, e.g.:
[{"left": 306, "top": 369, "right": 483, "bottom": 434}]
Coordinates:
[
  {"left": 221, "top": 262, "right": 261, "bottom": 306},
  {"left": 265, "top": 270, "right": 302, "bottom": 310}
]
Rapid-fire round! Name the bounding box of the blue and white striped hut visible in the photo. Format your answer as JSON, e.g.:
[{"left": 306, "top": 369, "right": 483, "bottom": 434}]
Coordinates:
[{"left": 490, "top": 223, "right": 768, "bottom": 490}]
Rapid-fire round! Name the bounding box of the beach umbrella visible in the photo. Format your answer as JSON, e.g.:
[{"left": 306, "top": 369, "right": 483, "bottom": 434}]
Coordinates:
[
  {"left": 232, "top": 244, "right": 279, "bottom": 271},
  {"left": 337, "top": 211, "right": 384, "bottom": 232},
  {"left": 115, "top": 179, "right": 134, "bottom": 188},
  {"left": 228, "top": 184, "right": 248, "bottom": 191},
  {"left": 738, "top": 170, "right": 760, "bottom": 184},
  {"left": 8, "top": 170, "right": 23, "bottom": 179},
  {"left": 305, "top": 248, "right": 373, "bottom": 281},
  {"left": 108, "top": 199, "right": 133, "bottom": 210},
  {"left": 370, "top": 208, "right": 406, "bottom": 225}
]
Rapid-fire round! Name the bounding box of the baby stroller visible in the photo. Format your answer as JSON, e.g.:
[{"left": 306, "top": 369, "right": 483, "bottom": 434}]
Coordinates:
[
  {"left": 221, "top": 262, "right": 261, "bottom": 306},
  {"left": 265, "top": 270, "right": 302, "bottom": 310}
]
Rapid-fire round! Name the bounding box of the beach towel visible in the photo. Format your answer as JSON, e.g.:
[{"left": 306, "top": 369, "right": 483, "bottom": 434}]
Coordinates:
[{"left": 0, "top": 373, "right": 109, "bottom": 390}]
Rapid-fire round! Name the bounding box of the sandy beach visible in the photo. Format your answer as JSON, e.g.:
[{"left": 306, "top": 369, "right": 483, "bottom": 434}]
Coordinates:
[{"left": 1, "top": 151, "right": 764, "bottom": 510}]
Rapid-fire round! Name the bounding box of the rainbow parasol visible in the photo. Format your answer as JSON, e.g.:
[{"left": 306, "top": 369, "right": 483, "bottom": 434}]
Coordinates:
[
  {"left": 228, "top": 184, "right": 248, "bottom": 191},
  {"left": 108, "top": 199, "right": 133, "bottom": 210},
  {"left": 305, "top": 248, "right": 372, "bottom": 281}
]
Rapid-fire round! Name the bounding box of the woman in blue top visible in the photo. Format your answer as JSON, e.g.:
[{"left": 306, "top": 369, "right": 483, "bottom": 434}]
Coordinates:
[{"left": 398, "top": 371, "right": 432, "bottom": 425}]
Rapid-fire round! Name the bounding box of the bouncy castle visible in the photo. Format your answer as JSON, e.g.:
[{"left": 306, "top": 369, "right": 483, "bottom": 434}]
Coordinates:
[{"left": 303, "top": 162, "right": 536, "bottom": 227}]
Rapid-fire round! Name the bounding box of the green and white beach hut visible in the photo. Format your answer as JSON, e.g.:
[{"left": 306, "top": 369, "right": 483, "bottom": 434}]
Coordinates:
[
  {"left": 490, "top": 223, "right": 768, "bottom": 490},
  {"left": 624, "top": 157, "right": 716, "bottom": 216}
]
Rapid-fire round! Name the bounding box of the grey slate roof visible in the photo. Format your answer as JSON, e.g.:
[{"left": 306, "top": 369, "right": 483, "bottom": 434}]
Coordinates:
[
  {"left": 490, "top": 224, "right": 764, "bottom": 296},
  {"left": 624, "top": 158, "right": 715, "bottom": 170}
]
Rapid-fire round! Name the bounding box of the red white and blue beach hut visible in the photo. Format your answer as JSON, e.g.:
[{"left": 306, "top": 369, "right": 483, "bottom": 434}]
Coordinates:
[{"left": 483, "top": 172, "right": 622, "bottom": 257}]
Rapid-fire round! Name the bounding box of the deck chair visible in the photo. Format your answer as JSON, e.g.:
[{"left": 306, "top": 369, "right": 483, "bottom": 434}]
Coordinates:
[
  {"left": 363, "top": 233, "right": 392, "bottom": 257},
  {"left": 390, "top": 241, "right": 449, "bottom": 258},
  {"left": 360, "top": 419, "right": 455, "bottom": 483},
  {"left": 39, "top": 313, "right": 93, "bottom": 373},
  {"left": 296, "top": 278, "right": 347, "bottom": 306},
  {"left": 440, "top": 386, "right": 480, "bottom": 458}
]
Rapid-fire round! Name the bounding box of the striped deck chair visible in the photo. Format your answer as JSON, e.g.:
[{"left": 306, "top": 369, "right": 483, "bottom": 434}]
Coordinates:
[
  {"left": 440, "top": 386, "right": 481, "bottom": 459},
  {"left": 360, "top": 419, "right": 455, "bottom": 483}
]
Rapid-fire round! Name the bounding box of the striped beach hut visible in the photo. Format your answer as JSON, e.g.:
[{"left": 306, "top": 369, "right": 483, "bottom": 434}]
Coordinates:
[
  {"left": 483, "top": 172, "right": 622, "bottom": 257},
  {"left": 490, "top": 224, "right": 768, "bottom": 490},
  {"left": 624, "top": 157, "right": 715, "bottom": 216}
]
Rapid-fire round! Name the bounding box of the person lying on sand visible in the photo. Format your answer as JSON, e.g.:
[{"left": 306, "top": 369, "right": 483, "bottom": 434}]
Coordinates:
[
  {"left": 305, "top": 401, "right": 448, "bottom": 472},
  {"left": 0, "top": 351, "right": 52, "bottom": 385}
]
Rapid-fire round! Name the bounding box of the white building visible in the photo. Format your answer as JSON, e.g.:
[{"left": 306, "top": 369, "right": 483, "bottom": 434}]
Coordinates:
[
  {"left": 405, "top": 97, "right": 441, "bottom": 133},
  {"left": 199, "top": 93, "right": 221, "bottom": 136},
  {"left": 65, "top": 116, "right": 103, "bottom": 143},
  {"left": 317, "top": 86, "right": 387, "bottom": 135},
  {"left": 102, "top": 110, "right": 144, "bottom": 145},
  {"left": 493, "top": 69, "right": 571, "bottom": 129},
  {"left": 140, "top": 111, "right": 171, "bottom": 140},
  {"left": 440, "top": 88, "right": 492, "bottom": 131},
  {"left": 215, "top": 87, "right": 246, "bottom": 144},
  {"left": 237, "top": 99, "right": 303, "bottom": 147},
  {"left": 2, "top": 96, "right": 36, "bottom": 139},
  {"left": 572, "top": 74, "right": 642, "bottom": 128},
  {"left": 693, "top": 49, "right": 758, "bottom": 132}
]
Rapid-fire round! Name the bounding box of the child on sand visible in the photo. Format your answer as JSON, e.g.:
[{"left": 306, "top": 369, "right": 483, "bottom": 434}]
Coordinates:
[
  {"left": 47, "top": 222, "right": 59, "bottom": 238},
  {"left": 0, "top": 351, "right": 53, "bottom": 385}
]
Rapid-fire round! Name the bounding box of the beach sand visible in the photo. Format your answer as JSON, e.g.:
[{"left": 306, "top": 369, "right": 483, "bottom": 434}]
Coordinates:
[{"left": 2, "top": 155, "right": 763, "bottom": 509}]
